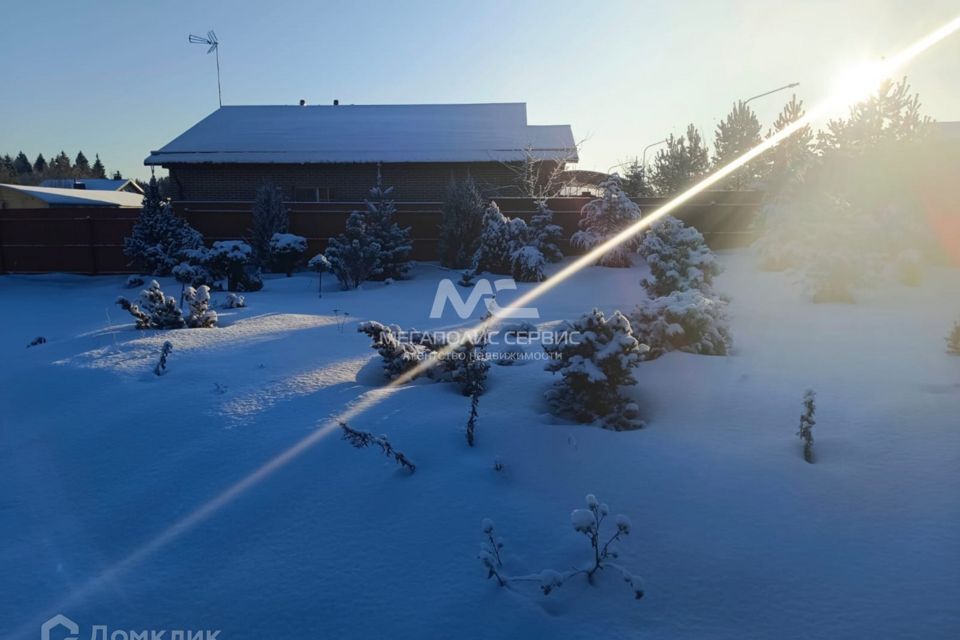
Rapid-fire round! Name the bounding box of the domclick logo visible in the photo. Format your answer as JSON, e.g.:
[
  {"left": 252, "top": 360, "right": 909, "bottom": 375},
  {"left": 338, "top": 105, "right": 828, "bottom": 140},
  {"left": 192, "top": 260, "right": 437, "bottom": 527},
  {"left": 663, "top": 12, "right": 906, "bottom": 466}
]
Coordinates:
[
  {"left": 429, "top": 278, "right": 539, "bottom": 320},
  {"left": 41, "top": 614, "right": 78, "bottom": 640}
]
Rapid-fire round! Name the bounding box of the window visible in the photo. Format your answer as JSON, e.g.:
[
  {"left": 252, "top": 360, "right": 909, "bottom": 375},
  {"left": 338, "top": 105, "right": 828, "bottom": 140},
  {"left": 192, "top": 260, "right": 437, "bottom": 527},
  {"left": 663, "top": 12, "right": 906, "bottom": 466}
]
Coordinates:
[{"left": 293, "top": 187, "right": 334, "bottom": 202}]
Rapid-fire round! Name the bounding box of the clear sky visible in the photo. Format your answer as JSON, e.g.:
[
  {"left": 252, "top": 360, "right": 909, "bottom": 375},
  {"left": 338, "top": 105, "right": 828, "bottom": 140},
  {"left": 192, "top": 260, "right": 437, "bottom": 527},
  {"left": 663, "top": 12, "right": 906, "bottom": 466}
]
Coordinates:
[{"left": 3, "top": 0, "right": 959, "bottom": 180}]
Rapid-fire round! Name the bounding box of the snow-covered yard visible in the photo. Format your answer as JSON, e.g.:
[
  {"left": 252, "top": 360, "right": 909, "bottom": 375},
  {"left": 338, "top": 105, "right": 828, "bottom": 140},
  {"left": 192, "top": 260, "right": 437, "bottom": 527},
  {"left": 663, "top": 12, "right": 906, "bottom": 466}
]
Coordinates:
[{"left": 2, "top": 250, "right": 959, "bottom": 639}]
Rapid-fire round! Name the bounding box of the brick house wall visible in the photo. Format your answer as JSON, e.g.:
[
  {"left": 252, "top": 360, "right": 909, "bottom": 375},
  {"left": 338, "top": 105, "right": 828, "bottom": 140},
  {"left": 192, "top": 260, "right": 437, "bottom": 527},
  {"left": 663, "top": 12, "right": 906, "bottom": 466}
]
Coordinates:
[{"left": 166, "top": 161, "right": 551, "bottom": 202}]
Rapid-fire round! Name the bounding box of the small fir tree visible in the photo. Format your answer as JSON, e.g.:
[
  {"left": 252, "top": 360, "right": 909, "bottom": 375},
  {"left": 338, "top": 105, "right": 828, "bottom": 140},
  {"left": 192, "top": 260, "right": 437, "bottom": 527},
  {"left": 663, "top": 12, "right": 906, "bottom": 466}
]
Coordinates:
[
  {"left": 638, "top": 216, "right": 721, "bottom": 297},
  {"left": 123, "top": 177, "right": 204, "bottom": 275},
  {"left": 529, "top": 200, "right": 564, "bottom": 263},
  {"left": 184, "top": 285, "right": 218, "bottom": 328},
  {"left": 438, "top": 175, "right": 486, "bottom": 268},
  {"left": 649, "top": 124, "right": 710, "bottom": 196},
  {"left": 713, "top": 101, "right": 763, "bottom": 189},
  {"left": 116, "top": 280, "right": 186, "bottom": 330},
  {"left": 571, "top": 176, "right": 642, "bottom": 267},
  {"left": 362, "top": 171, "right": 413, "bottom": 280},
  {"left": 325, "top": 212, "right": 382, "bottom": 289},
  {"left": 249, "top": 182, "right": 289, "bottom": 268},
  {"left": 91, "top": 154, "right": 107, "bottom": 179}
]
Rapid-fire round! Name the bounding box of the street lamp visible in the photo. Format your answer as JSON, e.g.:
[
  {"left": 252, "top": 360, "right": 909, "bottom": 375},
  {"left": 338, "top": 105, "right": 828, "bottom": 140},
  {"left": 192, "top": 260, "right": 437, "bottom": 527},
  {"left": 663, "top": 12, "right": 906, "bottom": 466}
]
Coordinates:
[
  {"left": 607, "top": 138, "right": 669, "bottom": 176},
  {"left": 743, "top": 82, "right": 800, "bottom": 106}
]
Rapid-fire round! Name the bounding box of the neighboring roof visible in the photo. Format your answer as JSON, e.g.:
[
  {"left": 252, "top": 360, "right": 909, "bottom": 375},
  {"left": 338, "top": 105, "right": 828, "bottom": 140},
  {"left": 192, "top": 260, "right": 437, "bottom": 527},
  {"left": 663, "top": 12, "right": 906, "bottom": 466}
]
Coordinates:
[
  {"left": 931, "top": 121, "right": 960, "bottom": 140},
  {"left": 39, "top": 178, "right": 145, "bottom": 193},
  {"left": 0, "top": 184, "right": 144, "bottom": 207},
  {"left": 145, "top": 103, "right": 578, "bottom": 165}
]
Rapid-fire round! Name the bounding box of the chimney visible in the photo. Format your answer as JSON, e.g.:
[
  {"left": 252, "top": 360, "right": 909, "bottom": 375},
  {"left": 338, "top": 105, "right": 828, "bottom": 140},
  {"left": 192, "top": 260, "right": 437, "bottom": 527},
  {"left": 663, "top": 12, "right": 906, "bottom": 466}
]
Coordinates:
[
  {"left": 299, "top": 99, "right": 306, "bottom": 106},
  {"left": 333, "top": 99, "right": 339, "bottom": 106}
]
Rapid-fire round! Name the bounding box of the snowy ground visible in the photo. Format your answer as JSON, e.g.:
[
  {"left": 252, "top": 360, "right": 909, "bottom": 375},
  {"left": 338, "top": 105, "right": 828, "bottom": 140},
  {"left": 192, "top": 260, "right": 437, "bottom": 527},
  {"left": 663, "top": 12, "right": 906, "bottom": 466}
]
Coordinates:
[{"left": 2, "top": 250, "right": 959, "bottom": 639}]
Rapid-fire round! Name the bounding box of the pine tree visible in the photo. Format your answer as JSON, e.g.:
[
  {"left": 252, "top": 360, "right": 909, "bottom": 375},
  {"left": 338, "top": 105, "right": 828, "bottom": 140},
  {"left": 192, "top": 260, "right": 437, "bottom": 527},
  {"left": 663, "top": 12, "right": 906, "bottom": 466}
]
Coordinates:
[
  {"left": 529, "top": 200, "right": 564, "bottom": 262},
  {"left": 649, "top": 124, "right": 710, "bottom": 195},
  {"left": 33, "top": 153, "right": 47, "bottom": 174},
  {"left": 249, "top": 182, "right": 289, "bottom": 268},
  {"left": 764, "top": 95, "right": 815, "bottom": 194},
  {"left": 13, "top": 152, "right": 32, "bottom": 175},
  {"left": 0, "top": 155, "right": 16, "bottom": 183},
  {"left": 362, "top": 171, "right": 412, "bottom": 280},
  {"left": 48, "top": 151, "right": 72, "bottom": 178},
  {"left": 74, "top": 151, "right": 91, "bottom": 177},
  {"left": 570, "top": 176, "right": 642, "bottom": 267},
  {"left": 438, "top": 175, "right": 486, "bottom": 268},
  {"left": 474, "top": 202, "right": 520, "bottom": 274},
  {"left": 621, "top": 160, "right": 656, "bottom": 197},
  {"left": 91, "top": 154, "right": 107, "bottom": 179},
  {"left": 713, "top": 101, "right": 763, "bottom": 189},
  {"left": 325, "top": 212, "right": 382, "bottom": 289},
  {"left": 123, "top": 177, "right": 204, "bottom": 275},
  {"left": 637, "top": 216, "right": 721, "bottom": 297}
]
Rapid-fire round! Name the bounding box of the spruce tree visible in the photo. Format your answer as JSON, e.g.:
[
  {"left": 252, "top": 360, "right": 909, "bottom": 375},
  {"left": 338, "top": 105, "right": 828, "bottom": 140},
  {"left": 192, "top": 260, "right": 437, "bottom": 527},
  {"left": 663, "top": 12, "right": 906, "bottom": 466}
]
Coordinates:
[
  {"left": 33, "top": 153, "right": 47, "bottom": 174},
  {"left": 0, "top": 155, "right": 16, "bottom": 182},
  {"left": 438, "top": 175, "right": 486, "bottom": 268},
  {"left": 91, "top": 154, "right": 107, "bottom": 179},
  {"left": 49, "top": 151, "right": 72, "bottom": 178},
  {"left": 649, "top": 124, "right": 710, "bottom": 195},
  {"left": 713, "top": 101, "right": 763, "bottom": 189},
  {"left": 621, "top": 160, "right": 655, "bottom": 197},
  {"left": 123, "top": 177, "right": 204, "bottom": 275},
  {"left": 74, "top": 151, "right": 91, "bottom": 177},
  {"left": 570, "top": 176, "right": 642, "bottom": 267},
  {"left": 325, "top": 212, "right": 382, "bottom": 289},
  {"left": 765, "top": 95, "right": 814, "bottom": 193},
  {"left": 13, "top": 152, "right": 32, "bottom": 175},
  {"left": 529, "top": 200, "right": 564, "bottom": 262},
  {"left": 249, "top": 182, "right": 289, "bottom": 268},
  {"left": 362, "top": 171, "right": 412, "bottom": 280}
]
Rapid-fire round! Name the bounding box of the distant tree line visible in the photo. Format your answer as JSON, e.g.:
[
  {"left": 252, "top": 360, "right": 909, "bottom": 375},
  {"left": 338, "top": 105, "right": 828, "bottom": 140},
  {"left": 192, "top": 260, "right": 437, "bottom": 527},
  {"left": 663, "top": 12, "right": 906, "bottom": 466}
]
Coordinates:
[{"left": 0, "top": 150, "right": 122, "bottom": 185}]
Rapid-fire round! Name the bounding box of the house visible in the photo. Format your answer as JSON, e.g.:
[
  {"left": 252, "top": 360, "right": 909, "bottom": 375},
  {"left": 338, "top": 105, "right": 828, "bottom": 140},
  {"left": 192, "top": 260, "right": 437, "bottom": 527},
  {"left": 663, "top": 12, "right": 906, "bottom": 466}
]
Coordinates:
[
  {"left": 0, "top": 183, "right": 144, "bottom": 209},
  {"left": 39, "top": 178, "right": 145, "bottom": 194},
  {"left": 144, "top": 102, "right": 578, "bottom": 202}
]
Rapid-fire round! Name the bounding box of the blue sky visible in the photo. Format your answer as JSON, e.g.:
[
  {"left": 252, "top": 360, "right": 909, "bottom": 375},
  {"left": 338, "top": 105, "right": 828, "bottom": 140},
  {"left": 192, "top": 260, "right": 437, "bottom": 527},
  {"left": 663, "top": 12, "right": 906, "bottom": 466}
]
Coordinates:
[{"left": 2, "top": 0, "right": 959, "bottom": 180}]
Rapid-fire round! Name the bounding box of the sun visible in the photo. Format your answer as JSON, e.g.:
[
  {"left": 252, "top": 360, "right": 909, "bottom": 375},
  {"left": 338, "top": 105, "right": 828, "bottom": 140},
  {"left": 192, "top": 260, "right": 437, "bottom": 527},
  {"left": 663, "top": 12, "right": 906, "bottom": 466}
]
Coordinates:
[{"left": 831, "top": 59, "right": 894, "bottom": 106}]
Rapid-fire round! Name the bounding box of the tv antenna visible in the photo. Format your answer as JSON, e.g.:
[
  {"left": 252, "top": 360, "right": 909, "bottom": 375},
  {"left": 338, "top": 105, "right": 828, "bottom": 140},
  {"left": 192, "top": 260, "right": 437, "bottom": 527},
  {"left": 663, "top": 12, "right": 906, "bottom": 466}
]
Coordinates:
[{"left": 188, "top": 30, "right": 222, "bottom": 106}]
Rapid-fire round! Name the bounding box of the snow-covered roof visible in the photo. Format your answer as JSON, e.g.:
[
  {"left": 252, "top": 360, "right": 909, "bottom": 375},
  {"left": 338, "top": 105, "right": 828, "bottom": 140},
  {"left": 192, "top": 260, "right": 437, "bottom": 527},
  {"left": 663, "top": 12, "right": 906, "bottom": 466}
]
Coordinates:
[
  {"left": 39, "top": 178, "right": 144, "bottom": 193},
  {"left": 145, "top": 103, "right": 578, "bottom": 165},
  {"left": 0, "top": 183, "right": 144, "bottom": 207}
]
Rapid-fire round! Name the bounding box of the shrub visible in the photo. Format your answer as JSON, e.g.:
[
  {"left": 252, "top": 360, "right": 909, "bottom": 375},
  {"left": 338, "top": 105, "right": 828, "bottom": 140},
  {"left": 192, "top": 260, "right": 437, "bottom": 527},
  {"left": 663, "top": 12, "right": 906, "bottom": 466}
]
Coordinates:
[
  {"left": 357, "top": 321, "right": 424, "bottom": 380},
  {"left": 473, "top": 201, "right": 546, "bottom": 282},
  {"left": 154, "top": 341, "right": 173, "bottom": 376},
  {"left": 116, "top": 280, "right": 186, "bottom": 330},
  {"left": 208, "top": 241, "right": 263, "bottom": 292},
  {"left": 544, "top": 308, "right": 646, "bottom": 430},
  {"left": 797, "top": 390, "right": 816, "bottom": 463},
  {"left": 326, "top": 213, "right": 382, "bottom": 289},
  {"left": 511, "top": 245, "right": 546, "bottom": 283},
  {"left": 184, "top": 285, "right": 218, "bottom": 328},
  {"left": 529, "top": 200, "right": 564, "bottom": 263},
  {"left": 571, "top": 176, "right": 641, "bottom": 268},
  {"left": 638, "top": 216, "right": 720, "bottom": 297},
  {"left": 222, "top": 293, "right": 246, "bottom": 309},
  {"left": 269, "top": 232, "right": 308, "bottom": 277},
  {"left": 479, "top": 495, "right": 643, "bottom": 600},
  {"left": 123, "top": 177, "right": 203, "bottom": 275},
  {"left": 249, "top": 182, "right": 289, "bottom": 268},
  {"left": 631, "top": 289, "right": 731, "bottom": 359},
  {"left": 439, "top": 176, "right": 486, "bottom": 268}
]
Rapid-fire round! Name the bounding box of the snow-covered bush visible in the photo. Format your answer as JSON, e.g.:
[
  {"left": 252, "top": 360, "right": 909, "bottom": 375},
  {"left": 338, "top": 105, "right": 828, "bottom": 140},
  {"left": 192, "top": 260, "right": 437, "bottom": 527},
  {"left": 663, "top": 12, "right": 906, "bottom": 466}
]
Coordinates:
[
  {"left": 797, "top": 389, "right": 816, "bottom": 463},
  {"left": 123, "top": 177, "right": 204, "bottom": 276},
  {"left": 631, "top": 289, "right": 732, "bottom": 359},
  {"left": 530, "top": 200, "right": 564, "bottom": 263},
  {"left": 946, "top": 320, "right": 960, "bottom": 355},
  {"left": 184, "top": 285, "right": 218, "bottom": 328},
  {"left": 172, "top": 251, "right": 213, "bottom": 289},
  {"left": 511, "top": 245, "right": 546, "bottom": 282},
  {"left": 445, "top": 338, "right": 490, "bottom": 397},
  {"left": 571, "top": 176, "right": 642, "bottom": 268},
  {"left": 544, "top": 308, "right": 646, "bottom": 430},
  {"left": 439, "top": 176, "right": 486, "bottom": 269},
  {"left": 358, "top": 321, "right": 423, "bottom": 380},
  {"left": 154, "top": 341, "right": 173, "bottom": 376},
  {"left": 116, "top": 280, "right": 186, "bottom": 330},
  {"left": 125, "top": 275, "right": 145, "bottom": 289},
  {"left": 339, "top": 421, "right": 415, "bottom": 473},
  {"left": 208, "top": 241, "right": 262, "bottom": 292},
  {"left": 249, "top": 182, "right": 289, "bottom": 268},
  {"left": 362, "top": 173, "right": 412, "bottom": 280},
  {"left": 222, "top": 293, "right": 245, "bottom": 309},
  {"left": 325, "top": 212, "right": 382, "bottom": 289},
  {"left": 479, "top": 495, "right": 643, "bottom": 600},
  {"left": 269, "top": 232, "right": 307, "bottom": 277},
  {"left": 638, "top": 216, "right": 721, "bottom": 297}
]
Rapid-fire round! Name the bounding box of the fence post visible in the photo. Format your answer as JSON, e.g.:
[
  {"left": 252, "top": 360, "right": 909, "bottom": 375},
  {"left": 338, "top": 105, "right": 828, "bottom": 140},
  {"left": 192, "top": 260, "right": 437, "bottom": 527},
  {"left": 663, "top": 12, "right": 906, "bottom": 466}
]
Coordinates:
[{"left": 86, "top": 216, "right": 98, "bottom": 275}]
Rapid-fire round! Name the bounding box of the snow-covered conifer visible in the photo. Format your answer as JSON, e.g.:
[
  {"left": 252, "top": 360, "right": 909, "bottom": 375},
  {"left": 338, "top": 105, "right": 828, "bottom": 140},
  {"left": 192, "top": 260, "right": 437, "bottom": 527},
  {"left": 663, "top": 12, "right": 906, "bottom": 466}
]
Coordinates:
[
  {"left": 511, "top": 245, "right": 545, "bottom": 282},
  {"left": 123, "top": 177, "right": 204, "bottom": 275},
  {"left": 116, "top": 280, "right": 186, "bottom": 330},
  {"left": 529, "top": 200, "right": 564, "bottom": 262},
  {"left": 362, "top": 172, "right": 412, "bottom": 280},
  {"left": 358, "top": 321, "right": 423, "bottom": 380},
  {"left": 544, "top": 309, "right": 646, "bottom": 430},
  {"left": 325, "top": 212, "right": 382, "bottom": 289},
  {"left": 638, "top": 216, "right": 720, "bottom": 297},
  {"left": 571, "top": 176, "right": 642, "bottom": 267},
  {"left": 269, "top": 232, "right": 307, "bottom": 277},
  {"left": 184, "top": 285, "right": 218, "bottom": 328},
  {"left": 797, "top": 390, "right": 817, "bottom": 463},
  {"left": 439, "top": 176, "right": 486, "bottom": 268},
  {"left": 249, "top": 182, "right": 289, "bottom": 268},
  {"left": 473, "top": 202, "right": 518, "bottom": 275},
  {"left": 631, "top": 289, "right": 731, "bottom": 359},
  {"left": 208, "top": 241, "right": 262, "bottom": 292},
  {"left": 154, "top": 341, "right": 173, "bottom": 376},
  {"left": 222, "top": 293, "right": 246, "bottom": 309},
  {"left": 339, "top": 421, "right": 415, "bottom": 473}
]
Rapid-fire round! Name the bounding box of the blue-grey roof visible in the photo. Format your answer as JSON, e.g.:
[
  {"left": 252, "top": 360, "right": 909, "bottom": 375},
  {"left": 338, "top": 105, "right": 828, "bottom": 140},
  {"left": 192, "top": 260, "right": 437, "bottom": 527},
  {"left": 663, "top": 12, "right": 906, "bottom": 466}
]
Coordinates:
[
  {"left": 145, "top": 103, "right": 578, "bottom": 165},
  {"left": 0, "top": 184, "right": 144, "bottom": 207},
  {"left": 39, "top": 178, "right": 143, "bottom": 193}
]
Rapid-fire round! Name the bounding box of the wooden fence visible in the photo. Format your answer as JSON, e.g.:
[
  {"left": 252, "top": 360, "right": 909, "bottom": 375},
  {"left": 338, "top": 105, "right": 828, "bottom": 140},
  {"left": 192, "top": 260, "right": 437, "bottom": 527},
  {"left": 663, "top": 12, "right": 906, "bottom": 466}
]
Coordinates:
[{"left": 0, "top": 192, "right": 764, "bottom": 274}]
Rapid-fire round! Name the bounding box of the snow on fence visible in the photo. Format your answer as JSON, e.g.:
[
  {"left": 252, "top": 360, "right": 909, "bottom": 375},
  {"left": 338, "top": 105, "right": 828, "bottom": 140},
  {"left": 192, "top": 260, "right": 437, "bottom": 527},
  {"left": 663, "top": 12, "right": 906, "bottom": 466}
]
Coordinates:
[{"left": 0, "top": 194, "right": 764, "bottom": 274}]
